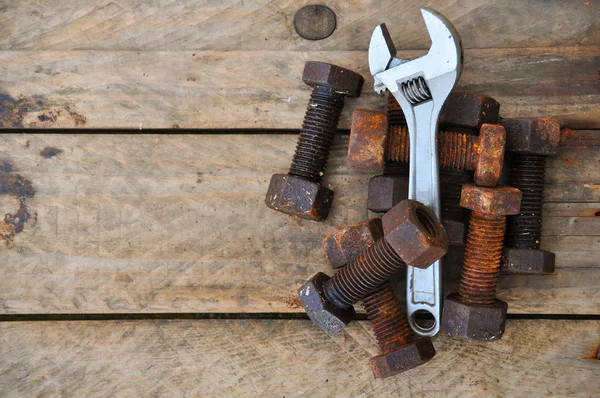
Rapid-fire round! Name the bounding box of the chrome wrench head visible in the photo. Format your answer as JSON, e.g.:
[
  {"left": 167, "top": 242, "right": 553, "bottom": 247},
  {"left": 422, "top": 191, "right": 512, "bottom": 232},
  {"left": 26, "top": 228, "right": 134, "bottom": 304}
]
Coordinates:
[{"left": 368, "top": 8, "right": 463, "bottom": 337}]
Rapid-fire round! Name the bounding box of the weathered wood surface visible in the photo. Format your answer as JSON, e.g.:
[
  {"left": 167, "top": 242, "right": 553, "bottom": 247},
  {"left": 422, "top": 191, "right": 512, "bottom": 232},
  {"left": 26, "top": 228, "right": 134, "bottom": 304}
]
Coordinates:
[
  {"left": 0, "top": 133, "right": 597, "bottom": 314},
  {"left": 0, "top": 319, "right": 598, "bottom": 397},
  {"left": 0, "top": 1, "right": 597, "bottom": 129}
]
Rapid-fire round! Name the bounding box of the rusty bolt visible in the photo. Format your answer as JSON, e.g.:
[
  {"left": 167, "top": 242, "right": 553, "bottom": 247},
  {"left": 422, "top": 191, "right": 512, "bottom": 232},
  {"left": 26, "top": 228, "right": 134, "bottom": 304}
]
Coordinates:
[
  {"left": 347, "top": 109, "right": 389, "bottom": 172},
  {"left": 365, "top": 282, "right": 436, "bottom": 378},
  {"left": 324, "top": 221, "right": 435, "bottom": 377},
  {"left": 299, "top": 200, "right": 448, "bottom": 334},
  {"left": 323, "top": 218, "right": 383, "bottom": 269},
  {"left": 368, "top": 174, "right": 409, "bottom": 213},
  {"left": 266, "top": 61, "right": 364, "bottom": 221},
  {"left": 501, "top": 118, "right": 561, "bottom": 274},
  {"left": 442, "top": 184, "right": 522, "bottom": 341},
  {"left": 439, "top": 91, "right": 500, "bottom": 131}
]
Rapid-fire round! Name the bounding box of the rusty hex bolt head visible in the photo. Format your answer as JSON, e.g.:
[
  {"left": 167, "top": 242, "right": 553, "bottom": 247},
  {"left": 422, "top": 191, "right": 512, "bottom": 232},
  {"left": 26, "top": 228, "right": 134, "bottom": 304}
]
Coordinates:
[
  {"left": 502, "top": 118, "right": 561, "bottom": 156},
  {"left": 298, "top": 272, "right": 356, "bottom": 334},
  {"left": 369, "top": 337, "right": 436, "bottom": 378},
  {"left": 265, "top": 174, "right": 334, "bottom": 221},
  {"left": 442, "top": 293, "right": 508, "bottom": 341},
  {"left": 439, "top": 92, "right": 500, "bottom": 131},
  {"left": 347, "top": 109, "right": 388, "bottom": 172},
  {"left": 382, "top": 200, "right": 449, "bottom": 269},
  {"left": 368, "top": 175, "right": 409, "bottom": 213},
  {"left": 303, "top": 61, "right": 364, "bottom": 98},
  {"left": 443, "top": 219, "right": 467, "bottom": 246},
  {"left": 474, "top": 124, "right": 506, "bottom": 187},
  {"left": 460, "top": 184, "right": 522, "bottom": 216},
  {"left": 323, "top": 218, "right": 384, "bottom": 269},
  {"left": 502, "top": 248, "right": 555, "bottom": 274}
]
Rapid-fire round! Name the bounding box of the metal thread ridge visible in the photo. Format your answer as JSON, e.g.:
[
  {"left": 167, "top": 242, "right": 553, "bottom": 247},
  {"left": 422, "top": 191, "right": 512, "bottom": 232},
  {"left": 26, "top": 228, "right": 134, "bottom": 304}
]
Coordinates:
[
  {"left": 506, "top": 154, "right": 546, "bottom": 249},
  {"left": 289, "top": 85, "right": 345, "bottom": 182},
  {"left": 363, "top": 282, "right": 412, "bottom": 351},
  {"left": 459, "top": 211, "right": 506, "bottom": 305},
  {"left": 325, "top": 238, "right": 405, "bottom": 306}
]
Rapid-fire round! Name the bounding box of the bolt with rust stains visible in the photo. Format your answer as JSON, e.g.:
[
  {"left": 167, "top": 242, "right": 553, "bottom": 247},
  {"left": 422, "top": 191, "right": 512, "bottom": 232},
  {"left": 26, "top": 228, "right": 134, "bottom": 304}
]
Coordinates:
[
  {"left": 266, "top": 61, "right": 364, "bottom": 221},
  {"left": 501, "top": 118, "right": 561, "bottom": 274},
  {"left": 442, "top": 184, "right": 522, "bottom": 341},
  {"left": 299, "top": 200, "right": 448, "bottom": 335},
  {"left": 322, "top": 219, "right": 435, "bottom": 378}
]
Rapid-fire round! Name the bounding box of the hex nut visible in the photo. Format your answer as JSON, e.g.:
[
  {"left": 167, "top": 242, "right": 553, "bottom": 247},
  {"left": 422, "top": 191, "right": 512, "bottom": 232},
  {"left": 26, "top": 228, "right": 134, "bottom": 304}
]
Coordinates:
[
  {"left": 382, "top": 199, "right": 449, "bottom": 269},
  {"left": 439, "top": 91, "right": 500, "bottom": 130},
  {"left": 298, "top": 272, "right": 356, "bottom": 335},
  {"left": 460, "top": 184, "right": 522, "bottom": 216},
  {"left": 347, "top": 109, "right": 389, "bottom": 172},
  {"left": 265, "top": 174, "right": 334, "bottom": 221},
  {"left": 442, "top": 293, "right": 508, "bottom": 341},
  {"left": 323, "top": 218, "right": 384, "bottom": 269},
  {"left": 369, "top": 337, "right": 436, "bottom": 378},
  {"left": 502, "top": 248, "right": 555, "bottom": 274},
  {"left": 502, "top": 118, "right": 561, "bottom": 156},
  {"left": 303, "top": 61, "right": 364, "bottom": 98},
  {"left": 368, "top": 175, "right": 409, "bottom": 213},
  {"left": 474, "top": 124, "right": 506, "bottom": 187}
]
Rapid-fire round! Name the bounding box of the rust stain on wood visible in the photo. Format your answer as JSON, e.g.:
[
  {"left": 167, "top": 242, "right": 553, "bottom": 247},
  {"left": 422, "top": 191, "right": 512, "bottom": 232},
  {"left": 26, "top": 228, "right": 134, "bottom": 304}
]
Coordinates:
[
  {"left": 40, "top": 147, "right": 63, "bottom": 159},
  {"left": 0, "top": 93, "right": 86, "bottom": 128},
  {"left": 0, "top": 161, "right": 35, "bottom": 245},
  {"left": 284, "top": 296, "right": 302, "bottom": 309}
]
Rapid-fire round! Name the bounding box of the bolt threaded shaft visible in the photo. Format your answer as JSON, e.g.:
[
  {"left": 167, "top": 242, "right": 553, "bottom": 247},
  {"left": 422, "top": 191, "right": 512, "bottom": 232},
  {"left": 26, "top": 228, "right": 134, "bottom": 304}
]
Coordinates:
[
  {"left": 439, "top": 131, "right": 478, "bottom": 170},
  {"left": 386, "top": 125, "right": 410, "bottom": 163},
  {"left": 506, "top": 154, "right": 546, "bottom": 249},
  {"left": 459, "top": 211, "right": 506, "bottom": 305},
  {"left": 324, "top": 238, "right": 406, "bottom": 307},
  {"left": 363, "top": 282, "right": 412, "bottom": 351},
  {"left": 441, "top": 168, "right": 473, "bottom": 221},
  {"left": 289, "top": 85, "right": 345, "bottom": 182},
  {"left": 387, "top": 93, "right": 406, "bottom": 126}
]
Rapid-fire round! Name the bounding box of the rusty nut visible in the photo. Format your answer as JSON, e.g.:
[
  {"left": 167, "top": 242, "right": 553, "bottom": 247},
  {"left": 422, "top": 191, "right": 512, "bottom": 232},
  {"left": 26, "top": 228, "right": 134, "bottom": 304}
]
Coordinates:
[
  {"left": 265, "top": 174, "right": 334, "bottom": 221},
  {"left": 323, "top": 218, "right": 383, "bottom": 269},
  {"left": 460, "top": 184, "right": 522, "bottom": 216},
  {"left": 502, "top": 118, "right": 561, "bottom": 156},
  {"left": 474, "top": 124, "right": 506, "bottom": 187},
  {"left": 303, "top": 61, "right": 364, "bottom": 98},
  {"left": 439, "top": 91, "right": 500, "bottom": 131},
  {"left": 382, "top": 199, "right": 449, "bottom": 269},
  {"left": 347, "top": 109, "right": 388, "bottom": 172},
  {"left": 502, "top": 248, "right": 555, "bottom": 274},
  {"left": 298, "top": 272, "right": 356, "bottom": 335},
  {"left": 368, "top": 175, "right": 409, "bottom": 213},
  {"left": 442, "top": 293, "right": 508, "bottom": 341},
  {"left": 369, "top": 337, "right": 436, "bottom": 378}
]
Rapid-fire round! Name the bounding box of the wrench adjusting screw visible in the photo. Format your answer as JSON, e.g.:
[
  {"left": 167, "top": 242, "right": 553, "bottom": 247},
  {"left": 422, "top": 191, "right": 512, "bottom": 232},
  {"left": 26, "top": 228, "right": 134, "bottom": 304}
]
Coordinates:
[{"left": 266, "top": 61, "right": 363, "bottom": 221}]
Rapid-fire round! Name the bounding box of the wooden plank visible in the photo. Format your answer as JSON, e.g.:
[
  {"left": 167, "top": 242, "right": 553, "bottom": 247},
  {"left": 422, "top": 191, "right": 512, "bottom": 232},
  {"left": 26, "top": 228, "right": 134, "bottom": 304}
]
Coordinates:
[
  {"left": 0, "top": 319, "right": 598, "bottom": 397},
  {"left": 0, "top": 46, "right": 597, "bottom": 130},
  {"left": 0, "top": 1, "right": 596, "bottom": 51},
  {"left": 0, "top": 133, "right": 598, "bottom": 315}
]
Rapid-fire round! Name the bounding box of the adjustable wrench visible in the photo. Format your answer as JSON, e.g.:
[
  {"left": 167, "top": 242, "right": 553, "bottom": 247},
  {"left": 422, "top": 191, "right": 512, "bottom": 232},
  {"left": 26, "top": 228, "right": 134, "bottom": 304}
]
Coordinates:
[{"left": 368, "top": 8, "right": 463, "bottom": 336}]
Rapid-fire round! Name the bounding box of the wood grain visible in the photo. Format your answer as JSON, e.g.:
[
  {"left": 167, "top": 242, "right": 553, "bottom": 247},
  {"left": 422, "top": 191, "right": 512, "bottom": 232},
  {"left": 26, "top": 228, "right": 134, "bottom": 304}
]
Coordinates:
[
  {"left": 0, "top": 319, "right": 598, "bottom": 397},
  {"left": 0, "top": 46, "right": 596, "bottom": 130},
  {"left": 0, "top": 133, "right": 597, "bottom": 315},
  {"left": 0, "top": 1, "right": 596, "bottom": 51}
]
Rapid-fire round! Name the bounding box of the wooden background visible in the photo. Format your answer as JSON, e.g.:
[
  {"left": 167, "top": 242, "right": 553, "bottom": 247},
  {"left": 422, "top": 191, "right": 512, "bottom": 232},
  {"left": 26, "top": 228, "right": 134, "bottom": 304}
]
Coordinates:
[{"left": 0, "top": 1, "right": 598, "bottom": 396}]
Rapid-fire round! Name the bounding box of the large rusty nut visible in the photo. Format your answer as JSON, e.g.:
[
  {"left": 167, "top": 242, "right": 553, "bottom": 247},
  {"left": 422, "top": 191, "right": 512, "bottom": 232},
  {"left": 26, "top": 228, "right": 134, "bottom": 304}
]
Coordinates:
[
  {"left": 439, "top": 92, "right": 500, "bottom": 130},
  {"left": 369, "top": 337, "right": 436, "bottom": 379},
  {"left": 460, "top": 184, "right": 522, "bottom": 216},
  {"left": 502, "top": 248, "right": 555, "bottom": 274},
  {"left": 474, "top": 124, "right": 506, "bottom": 187},
  {"left": 265, "top": 174, "right": 334, "bottom": 221},
  {"left": 347, "top": 109, "right": 388, "bottom": 172},
  {"left": 442, "top": 293, "right": 508, "bottom": 341},
  {"left": 303, "top": 61, "right": 364, "bottom": 98},
  {"left": 502, "top": 117, "right": 561, "bottom": 156},
  {"left": 382, "top": 199, "right": 449, "bottom": 269},
  {"left": 443, "top": 219, "right": 467, "bottom": 246},
  {"left": 323, "top": 218, "right": 383, "bottom": 269},
  {"left": 368, "top": 175, "right": 409, "bottom": 213},
  {"left": 298, "top": 272, "right": 356, "bottom": 334}
]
